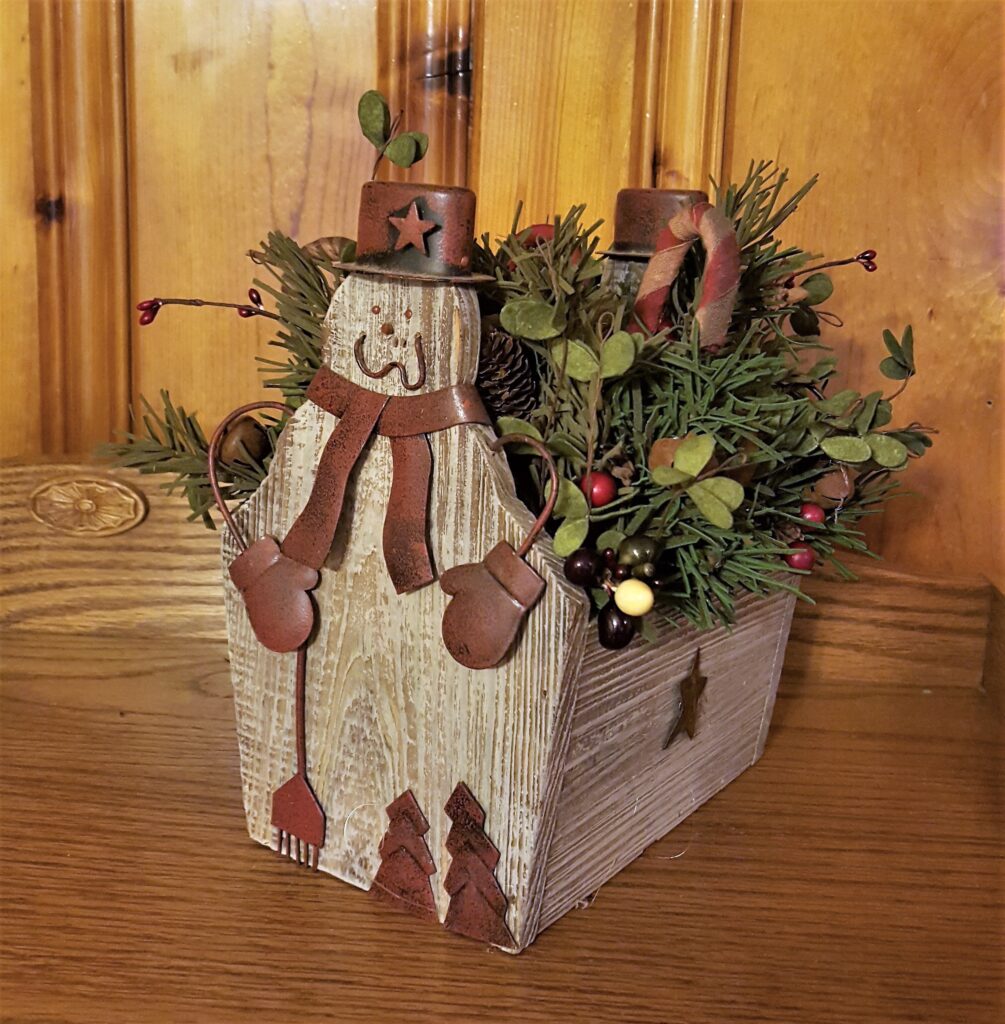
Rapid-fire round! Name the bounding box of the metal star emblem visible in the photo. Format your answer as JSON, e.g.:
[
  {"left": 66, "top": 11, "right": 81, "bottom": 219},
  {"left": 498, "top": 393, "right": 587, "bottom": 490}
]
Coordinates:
[
  {"left": 388, "top": 202, "right": 437, "bottom": 254},
  {"left": 662, "top": 650, "right": 707, "bottom": 749}
]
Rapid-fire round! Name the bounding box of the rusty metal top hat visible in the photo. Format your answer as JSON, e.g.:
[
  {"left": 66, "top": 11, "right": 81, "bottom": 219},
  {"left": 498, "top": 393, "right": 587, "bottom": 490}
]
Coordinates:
[
  {"left": 604, "top": 187, "right": 710, "bottom": 260},
  {"left": 334, "top": 181, "right": 491, "bottom": 284}
]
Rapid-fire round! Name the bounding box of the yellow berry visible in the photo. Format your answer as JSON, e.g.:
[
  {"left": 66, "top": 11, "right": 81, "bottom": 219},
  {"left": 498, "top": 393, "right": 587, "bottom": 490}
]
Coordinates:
[{"left": 614, "top": 578, "right": 654, "bottom": 617}]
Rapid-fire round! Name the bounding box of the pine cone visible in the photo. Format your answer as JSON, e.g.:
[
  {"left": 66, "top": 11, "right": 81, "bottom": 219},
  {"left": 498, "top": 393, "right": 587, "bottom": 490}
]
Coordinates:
[{"left": 477, "top": 319, "right": 540, "bottom": 420}]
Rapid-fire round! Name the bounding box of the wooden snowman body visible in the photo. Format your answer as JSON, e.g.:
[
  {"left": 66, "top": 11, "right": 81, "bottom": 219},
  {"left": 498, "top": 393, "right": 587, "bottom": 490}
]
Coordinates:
[{"left": 221, "top": 185, "right": 587, "bottom": 950}]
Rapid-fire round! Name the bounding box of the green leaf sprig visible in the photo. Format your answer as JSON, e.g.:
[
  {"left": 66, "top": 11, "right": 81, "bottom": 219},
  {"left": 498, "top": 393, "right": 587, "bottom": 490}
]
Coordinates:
[{"left": 358, "top": 90, "right": 429, "bottom": 177}]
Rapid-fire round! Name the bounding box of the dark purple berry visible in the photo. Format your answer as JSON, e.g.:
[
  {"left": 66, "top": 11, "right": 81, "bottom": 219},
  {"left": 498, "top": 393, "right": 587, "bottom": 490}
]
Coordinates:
[
  {"left": 564, "top": 548, "right": 600, "bottom": 587},
  {"left": 598, "top": 605, "right": 635, "bottom": 650}
]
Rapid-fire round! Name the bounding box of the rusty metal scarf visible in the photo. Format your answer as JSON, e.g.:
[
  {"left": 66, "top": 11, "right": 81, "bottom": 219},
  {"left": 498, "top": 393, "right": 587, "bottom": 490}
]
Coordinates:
[{"left": 292, "top": 366, "right": 490, "bottom": 594}]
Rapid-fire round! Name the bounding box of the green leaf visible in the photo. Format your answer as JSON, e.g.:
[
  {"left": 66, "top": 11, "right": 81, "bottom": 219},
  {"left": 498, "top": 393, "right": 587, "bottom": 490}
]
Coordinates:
[
  {"left": 500, "top": 298, "right": 565, "bottom": 340},
  {"left": 802, "top": 272, "right": 833, "bottom": 306},
  {"left": 385, "top": 133, "right": 418, "bottom": 167},
  {"left": 596, "top": 529, "right": 625, "bottom": 551},
  {"left": 358, "top": 90, "right": 390, "bottom": 147},
  {"left": 882, "top": 328, "right": 903, "bottom": 361},
  {"left": 546, "top": 477, "right": 589, "bottom": 519},
  {"left": 600, "top": 331, "right": 636, "bottom": 378},
  {"left": 854, "top": 390, "right": 882, "bottom": 434},
  {"left": 638, "top": 616, "right": 658, "bottom": 643},
  {"left": 686, "top": 482, "right": 734, "bottom": 529},
  {"left": 652, "top": 465, "right": 692, "bottom": 487},
  {"left": 494, "top": 416, "right": 542, "bottom": 442},
  {"left": 879, "top": 356, "right": 911, "bottom": 380},
  {"left": 591, "top": 587, "right": 610, "bottom": 609},
  {"left": 865, "top": 433, "right": 909, "bottom": 468},
  {"left": 547, "top": 433, "right": 585, "bottom": 460},
  {"left": 790, "top": 305, "right": 820, "bottom": 336},
  {"left": 403, "top": 131, "right": 429, "bottom": 158},
  {"left": 900, "top": 324, "right": 915, "bottom": 372},
  {"left": 820, "top": 435, "right": 873, "bottom": 463},
  {"left": 872, "top": 399, "right": 893, "bottom": 428},
  {"left": 673, "top": 434, "right": 716, "bottom": 477},
  {"left": 815, "top": 389, "right": 859, "bottom": 415},
  {"left": 552, "top": 339, "right": 600, "bottom": 381},
  {"left": 702, "top": 476, "right": 744, "bottom": 511},
  {"left": 553, "top": 516, "right": 589, "bottom": 557}
]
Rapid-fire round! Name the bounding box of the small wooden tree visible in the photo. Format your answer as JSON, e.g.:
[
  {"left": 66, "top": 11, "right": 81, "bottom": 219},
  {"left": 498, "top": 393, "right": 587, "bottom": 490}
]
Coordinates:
[
  {"left": 371, "top": 790, "right": 437, "bottom": 920},
  {"left": 443, "top": 782, "right": 515, "bottom": 947}
]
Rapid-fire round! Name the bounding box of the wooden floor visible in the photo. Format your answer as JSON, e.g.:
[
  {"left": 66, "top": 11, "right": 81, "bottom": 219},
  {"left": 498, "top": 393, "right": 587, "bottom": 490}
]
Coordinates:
[{"left": 1, "top": 463, "right": 1002, "bottom": 1024}]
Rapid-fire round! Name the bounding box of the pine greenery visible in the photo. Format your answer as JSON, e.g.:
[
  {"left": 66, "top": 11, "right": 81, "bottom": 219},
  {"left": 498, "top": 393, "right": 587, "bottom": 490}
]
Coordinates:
[
  {"left": 476, "top": 161, "right": 932, "bottom": 629},
  {"left": 100, "top": 232, "right": 337, "bottom": 525},
  {"left": 101, "top": 160, "right": 932, "bottom": 633}
]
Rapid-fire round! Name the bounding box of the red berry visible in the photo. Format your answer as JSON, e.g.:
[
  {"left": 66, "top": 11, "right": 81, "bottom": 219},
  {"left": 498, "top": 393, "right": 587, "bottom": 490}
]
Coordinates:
[
  {"left": 138, "top": 308, "right": 158, "bottom": 325},
  {"left": 136, "top": 298, "right": 159, "bottom": 311},
  {"left": 523, "top": 224, "right": 555, "bottom": 247},
  {"left": 237, "top": 306, "right": 257, "bottom": 318},
  {"left": 581, "top": 471, "right": 618, "bottom": 508},
  {"left": 799, "top": 502, "right": 826, "bottom": 524},
  {"left": 785, "top": 542, "right": 816, "bottom": 571},
  {"left": 248, "top": 288, "right": 263, "bottom": 307},
  {"left": 863, "top": 261, "right": 877, "bottom": 273},
  {"left": 857, "top": 249, "right": 877, "bottom": 262}
]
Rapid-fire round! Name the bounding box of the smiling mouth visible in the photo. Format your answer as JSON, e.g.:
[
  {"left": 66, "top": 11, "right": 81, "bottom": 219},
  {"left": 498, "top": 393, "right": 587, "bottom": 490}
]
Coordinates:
[{"left": 353, "top": 332, "right": 427, "bottom": 392}]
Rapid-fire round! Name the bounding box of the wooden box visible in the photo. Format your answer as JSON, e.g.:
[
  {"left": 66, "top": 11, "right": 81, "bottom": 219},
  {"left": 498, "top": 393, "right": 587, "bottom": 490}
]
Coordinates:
[{"left": 220, "top": 271, "right": 797, "bottom": 952}]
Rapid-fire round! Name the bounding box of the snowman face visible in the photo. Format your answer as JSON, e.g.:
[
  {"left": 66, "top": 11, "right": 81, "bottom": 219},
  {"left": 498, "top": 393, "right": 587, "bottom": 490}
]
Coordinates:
[
  {"left": 352, "top": 301, "right": 427, "bottom": 392},
  {"left": 327, "top": 274, "right": 479, "bottom": 394}
]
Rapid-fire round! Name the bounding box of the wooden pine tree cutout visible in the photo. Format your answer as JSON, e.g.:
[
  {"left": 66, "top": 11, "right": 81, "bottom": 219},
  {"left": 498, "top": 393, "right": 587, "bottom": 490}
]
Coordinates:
[
  {"left": 443, "top": 781, "right": 516, "bottom": 948},
  {"left": 371, "top": 790, "right": 437, "bottom": 920}
]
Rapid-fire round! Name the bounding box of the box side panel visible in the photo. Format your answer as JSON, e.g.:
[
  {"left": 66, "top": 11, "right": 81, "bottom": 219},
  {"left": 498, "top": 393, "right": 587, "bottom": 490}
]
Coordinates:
[{"left": 538, "top": 590, "right": 797, "bottom": 934}]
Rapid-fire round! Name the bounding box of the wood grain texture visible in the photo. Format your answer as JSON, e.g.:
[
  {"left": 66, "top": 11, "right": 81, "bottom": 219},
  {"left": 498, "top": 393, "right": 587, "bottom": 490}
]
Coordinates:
[
  {"left": 1, "top": 0, "right": 131, "bottom": 459},
  {"left": 653, "top": 0, "right": 731, "bottom": 190},
  {"left": 220, "top": 274, "right": 588, "bottom": 949},
  {"left": 540, "top": 587, "right": 795, "bottom": 932},
  {"left": 1, "top": 0, "right": 43, "bottom": 458},
  {"left": 723, "top": 0, "right": 1004, "bottom": 589},
  {"left": 125, "top": 0, "right": 378, "bottom": 436},
  {"left": 0, "top": 461, "right": 226, "bottom": 640},
  {"left": 377, "top": 0, "right": 472, "bottom": 186},
  {"left": 469, "top": 0, "right": 657, "bottom": 246},
  {"left": 1, "top": 578, "right": 1000, "bottom": 1021}
]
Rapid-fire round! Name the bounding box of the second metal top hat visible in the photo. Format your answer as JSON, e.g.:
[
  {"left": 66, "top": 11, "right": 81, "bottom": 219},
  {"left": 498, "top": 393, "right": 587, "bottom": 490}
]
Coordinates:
[{"left": 605, "top": 188, "right": 710, "bottom": 260}]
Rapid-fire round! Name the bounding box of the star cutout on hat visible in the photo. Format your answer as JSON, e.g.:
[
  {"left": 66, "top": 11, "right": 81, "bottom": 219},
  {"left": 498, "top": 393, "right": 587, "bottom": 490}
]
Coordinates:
[
  {"left": 662, "top": 650, "right": 707, "bottom": 749},
  {"left": 389, "top": 202, "right": 437, "bottom": 254}
]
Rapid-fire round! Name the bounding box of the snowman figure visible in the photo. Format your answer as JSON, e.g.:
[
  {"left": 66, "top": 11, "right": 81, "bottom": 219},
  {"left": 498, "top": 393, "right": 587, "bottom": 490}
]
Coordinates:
[{"left": 219, "top": 182, "right": 586, "bottom": 950}]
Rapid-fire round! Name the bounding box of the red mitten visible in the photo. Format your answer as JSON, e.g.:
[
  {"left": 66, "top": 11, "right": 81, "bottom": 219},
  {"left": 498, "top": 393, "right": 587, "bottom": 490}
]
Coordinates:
[
  {"left": 440, "top": 541, "right": 545, "bottom": 669},
  {"left": 228, "top": 536, "right": 319, "bottom": 653}
]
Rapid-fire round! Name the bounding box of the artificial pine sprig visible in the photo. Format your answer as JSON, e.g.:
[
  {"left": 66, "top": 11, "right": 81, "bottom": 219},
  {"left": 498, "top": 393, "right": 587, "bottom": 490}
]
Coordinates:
[
  {"left": 477, "top": 161, "right": 933, "bottom": 633},
  {"left": 103, "top": 232, "right": 336, "bottom": 524}
]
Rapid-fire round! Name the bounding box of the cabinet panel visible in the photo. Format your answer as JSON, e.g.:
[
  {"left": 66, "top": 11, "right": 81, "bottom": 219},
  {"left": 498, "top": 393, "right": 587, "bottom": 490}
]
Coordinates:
[
  {"left": 127, "top": 0, "right": 378, "bottom": 432},
  {"left": 723, "top": 0, "right": 1003, "bottom": 587}
]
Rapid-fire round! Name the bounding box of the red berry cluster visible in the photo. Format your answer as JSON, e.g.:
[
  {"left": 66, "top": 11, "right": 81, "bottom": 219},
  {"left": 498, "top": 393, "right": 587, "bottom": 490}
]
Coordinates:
[
  {"left": 136, "top": 298, "right": 161, "bottom": 326},
  {"left": 856, "top": 249, "right": 878, "bottom": 273},
  {"left": 135, "top": 289, "right": 266, "bottom": 326},
  {"left": 784, "top": 502, "right": 826, "bottom": 571}
]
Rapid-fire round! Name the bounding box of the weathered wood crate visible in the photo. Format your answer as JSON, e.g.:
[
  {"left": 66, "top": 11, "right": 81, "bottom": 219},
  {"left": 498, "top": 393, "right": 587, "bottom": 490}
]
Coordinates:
[{"left": 220, "top": 259, "right": 796, "bottom": 954}]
